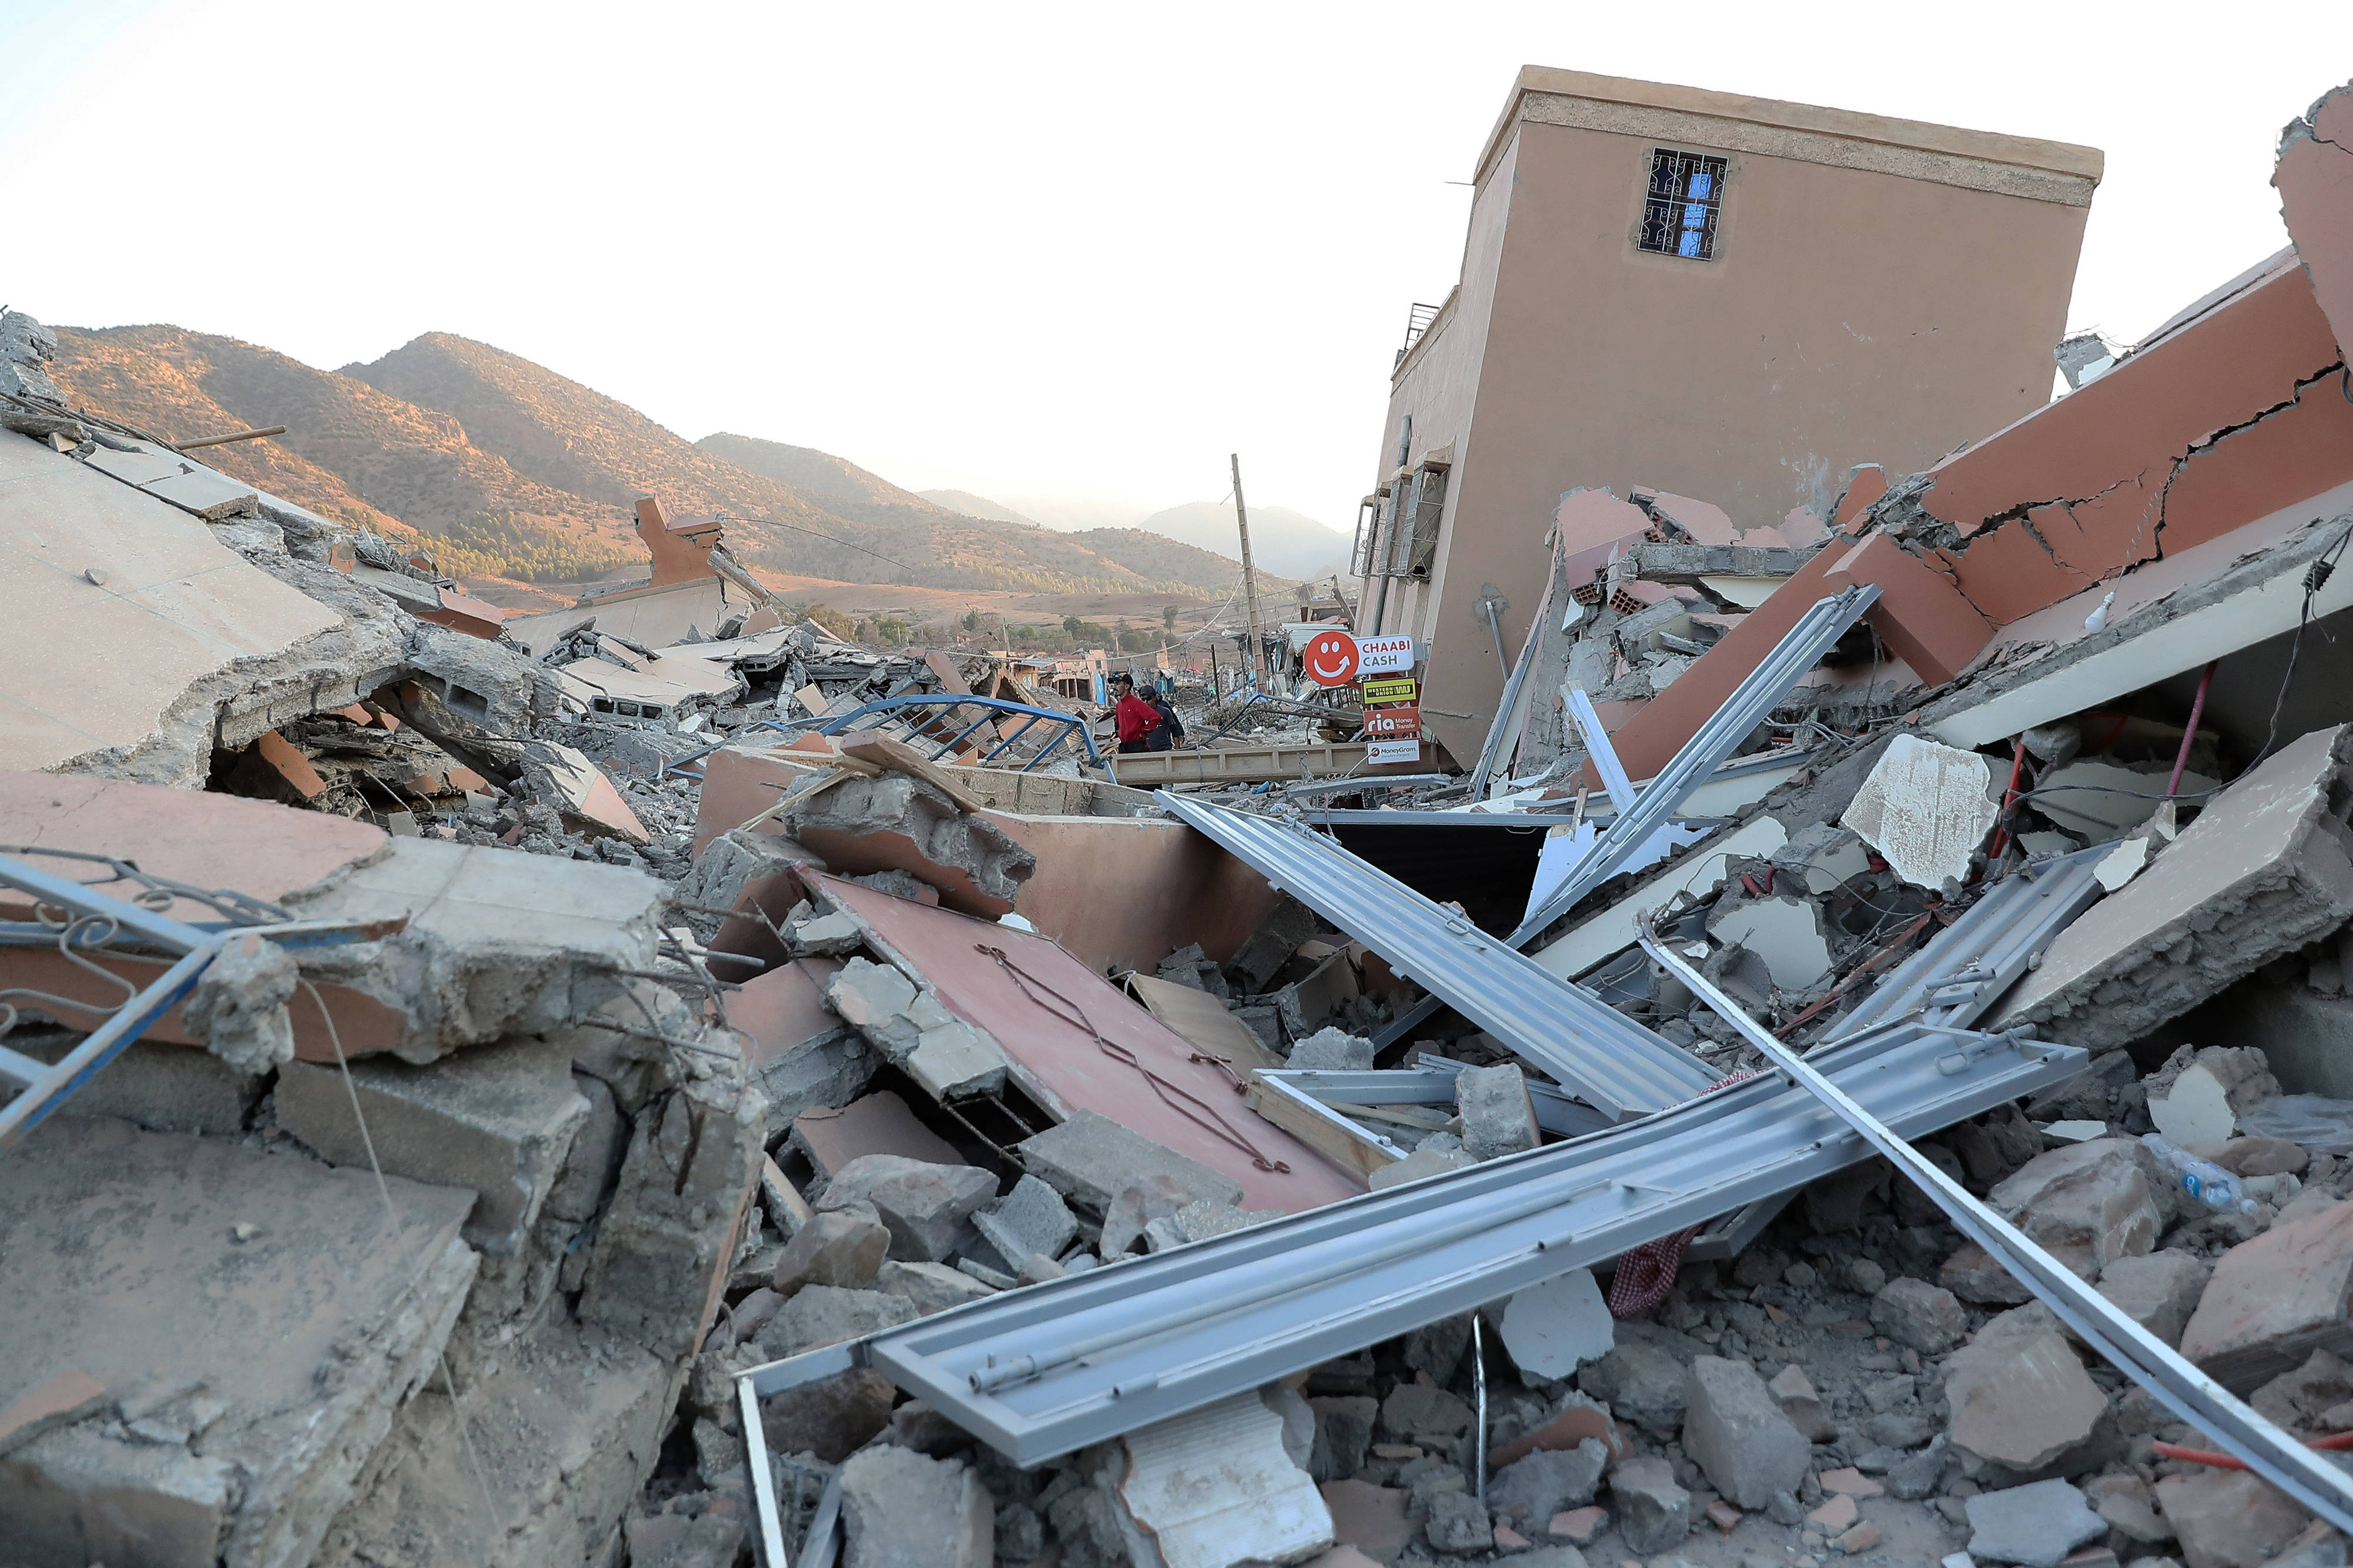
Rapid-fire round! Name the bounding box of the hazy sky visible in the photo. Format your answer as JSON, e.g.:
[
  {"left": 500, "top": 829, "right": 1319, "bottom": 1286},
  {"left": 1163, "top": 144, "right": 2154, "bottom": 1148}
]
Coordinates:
[{"left": 2, "top": 2, "right": 2348, "bottom": 536}]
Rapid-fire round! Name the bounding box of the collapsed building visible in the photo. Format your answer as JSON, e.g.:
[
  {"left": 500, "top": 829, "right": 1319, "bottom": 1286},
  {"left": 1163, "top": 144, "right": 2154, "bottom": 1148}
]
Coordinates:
[{"left": 7, "top": 66, "right": 2353, "bottom": 1568}]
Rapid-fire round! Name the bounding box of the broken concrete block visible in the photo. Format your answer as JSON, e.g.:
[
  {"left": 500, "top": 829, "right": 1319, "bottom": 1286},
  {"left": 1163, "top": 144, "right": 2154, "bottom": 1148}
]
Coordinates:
[
  {"left": 772, "top": 1203, "right": 891, "bottom": 1296},
  {"left": 1378, "top": 1381, "right": 1473, "bottom": 1443},
  {"left": 1113, "top": 1390, "right": 1335, "bottom": 1568},
  {"left": 1367, "top": 1144, "right": 1477, "bottom": 1190},
  {"left": 1016, "top": 1109, "right": 1244, "bottom": 1216},
  {"left": 1102, "top": 1172, "right": 1201, "bottom": 1255},
  {"left": 1308, "top": 1396, "right": 1378, "bottom": 1484},
  {"left": 761, "top": 1284, "right": 919, "bottom": 1358},
  {"left": 0, "top": 1117, "right": 476, "bottom": 1568},
  {"left": 1942, "top": 1242, "right": 2035, "bottom": 1306},
  {"left": 676, "top": 826, "right": 823, "bottom": 915},
  {"left": 1457, "top": 1063, "right": 1540, "bottom": 1162},
  {"left": 1707, "top": 896, "right": 1834, "bottom": 990},
  {"left": 1840, "top": 735, "right": 1998, "bottom": 890},
  {"left": 1607, "top": 1456, "right": 1691, "bottom": 1555},
  {"left": 1287, "top": 1026, "right": 1375, "bottom": 1072},
  {"left": 789, "top": 770, "right": 1036, "bottom": 917},
  {"left": 2154, "top": 1469, "right": 2315, "bottom": 1568},
  {"left": 748, "top": 1023, "right": 878, "bottom": 1145},
  {"left": 874, "top": 1257, "right": 998, "bottom": 1316},
  {"left": 2180, "top": 1198, "right": 2353, "bottom": 1391},
  {"left": 758, "top": 1367, "right": 898, "bottom": 1463},
  {"left": 1228, "top": 894, "right": 1317, "bottom": 993},
  {"left": 789, "top": 907, "right": 866, "bottom": 955},
  {"left": 626, "top": 1509, "right": 746, "bottom": 1568},
  {"left": 1994, "top": 726, "right": 2353, "bottom": 1050},
  {"left": 277, "top": 1036, "right": 592, "bottom": 1256},
  {"left": 1769, "top": 823, "right": 1872, "bottom": 895},
  {"left": 579, "top": 1066, "right": 766, "bottom": 1363},
  {"left": 1263, "top": 1382, "right": 1315, "bottom": 1470},
  {"left": 2148, "top": 1045, "right": 2283, "bottom": 1147},
  {"left": 1142, "top": 1198, "right": 1280, "bottom": 1252},
  {"left": 1962, "top": 1479, "right": 2104, "bottom": 1568},
  {"left": 839, "top": 1443, "right": 995, "bottom": 1568},
  {"left": 522, "top": 739, "right": 649, "bottom": 843},
  {"left": 825, "top": 955, "right": 1011, "bottom": 1101},
  {"left": 2094, "top": 1250, "right": 2213, "bottom": 1349},
  {"left": 2251, "top": 1349, "right": 2353, "bottom": 1436},
  {"left": 1871, "top": 1276, "right": 1967, "bottom": 1353},
  {"left": 815, "top": 1154, "right": 996, "bottom": 1263},
  {"left": 182, "top": 929, "right": 300, "bottom": 1073},
  {"left": 971, "top": 1173, "right": 1078, "bottom": 1273},
  {"left": 1681, "top": 1356, "right": 1809, "bottom": 1509},
  {"left": 1424, "top": 1490, "right": 1491, "bottom": 1554},
  {"left": 1988, "top": 1137, "right": 2161, "bottom": 1281},
  {"left": 1495, "top": 1269, "right": 1614, "bottom": 1380},
  {"left": 1577, "top": 1334, "right": 1689, "bottom": 1434},
  {"left": 1487, "top": 1440, "right": 1607, "bottom": 1528},
  {"left": 1944, "top": 1302, "right": 2108, "bottom": 1476}
]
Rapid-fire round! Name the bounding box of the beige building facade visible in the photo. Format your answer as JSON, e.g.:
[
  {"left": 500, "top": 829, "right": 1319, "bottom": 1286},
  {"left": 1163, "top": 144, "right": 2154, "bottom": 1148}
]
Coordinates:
[{"left": 1358, "top": 66, "right": 2102, "bottom": 763}]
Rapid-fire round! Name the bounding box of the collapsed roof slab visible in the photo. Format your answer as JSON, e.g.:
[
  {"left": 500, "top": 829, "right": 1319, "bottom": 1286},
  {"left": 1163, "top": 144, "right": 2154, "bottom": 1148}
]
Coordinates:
[
  {"left": 0, "top": 1115, "right": 476, "bottom": 1568},
  {"left": 1990, "top": 724, "right": 2353, "bottom": 1050},
  {"left": 2277, "top": 82, "right": 2353, "bottom": 361},
  {"left": 0, "top": 772, "right": 662, "bottom": 1062},
  {"left": 0, "top": 432, "right": 344, "bottom": 775}
]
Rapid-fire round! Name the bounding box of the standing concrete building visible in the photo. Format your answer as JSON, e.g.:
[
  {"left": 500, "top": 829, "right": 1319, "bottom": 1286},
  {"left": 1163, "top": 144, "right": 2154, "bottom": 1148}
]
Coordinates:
[{"left": 1357, "top": 66, "right": 2102, "bottom": 763}]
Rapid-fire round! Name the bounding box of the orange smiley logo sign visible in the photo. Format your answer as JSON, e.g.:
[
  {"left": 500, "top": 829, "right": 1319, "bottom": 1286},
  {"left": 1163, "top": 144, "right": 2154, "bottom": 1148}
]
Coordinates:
[{"left": 1302, "top": 630, "right": 1361, "bottom": 688}]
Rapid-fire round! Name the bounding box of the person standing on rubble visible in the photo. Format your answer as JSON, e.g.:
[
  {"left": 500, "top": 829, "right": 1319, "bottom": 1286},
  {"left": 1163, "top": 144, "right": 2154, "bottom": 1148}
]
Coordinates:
[
  {"left": 1144, "top": 684, "right": 1186, "bottom": 752},
  {"left": 1109, "top": 672, "right": 1165, "bottom": 754}
]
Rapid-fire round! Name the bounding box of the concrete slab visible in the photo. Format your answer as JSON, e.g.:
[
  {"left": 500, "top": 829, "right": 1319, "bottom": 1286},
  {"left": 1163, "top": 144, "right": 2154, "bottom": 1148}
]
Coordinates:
[
  {"left": 0, "top": 1116, "right": 476, "bottom": 1568},
  {"left": 1993, "top": 725, "right": 2353, "bottom": 1049},
  {"left": 0, "top": 435, "right": 339, "bottom": 771},
  {"left": 1112, "top": 1392, "right": 1334, "bottom": 1568},
  {"left": 1708, "top": 896, "right": 1834, "bottom": 990}
]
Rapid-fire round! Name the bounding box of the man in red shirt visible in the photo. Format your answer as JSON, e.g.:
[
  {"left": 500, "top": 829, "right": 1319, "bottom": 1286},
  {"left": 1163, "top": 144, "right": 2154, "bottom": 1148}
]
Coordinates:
[{"left": 1109, "top": 673, "right": 1164, "bottom": 754}]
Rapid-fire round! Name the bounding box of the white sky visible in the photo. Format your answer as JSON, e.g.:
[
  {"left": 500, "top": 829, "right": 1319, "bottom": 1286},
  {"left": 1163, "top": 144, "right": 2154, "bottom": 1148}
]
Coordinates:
[{"left": 2, "top": 1, "right": 2348, "bottom": 535}]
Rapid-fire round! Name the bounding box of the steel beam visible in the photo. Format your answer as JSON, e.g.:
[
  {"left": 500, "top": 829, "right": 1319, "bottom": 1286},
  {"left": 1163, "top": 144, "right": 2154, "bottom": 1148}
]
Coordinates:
[
  {"left": 1156, "top": 793, "right": 1714, "bottom": 1119},
  {"left": 738, "top": 1019, "right": 2081, "bottom": 1472},
  {"left": 1640, "top": 924, "right": 2353, "bottom": 1533}
]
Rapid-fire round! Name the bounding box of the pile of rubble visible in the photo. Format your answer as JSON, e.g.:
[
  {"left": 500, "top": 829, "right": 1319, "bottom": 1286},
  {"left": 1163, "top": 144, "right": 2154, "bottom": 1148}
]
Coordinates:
[{"left": 11, "top": 74, "right": 2353, "bottom": 1568}]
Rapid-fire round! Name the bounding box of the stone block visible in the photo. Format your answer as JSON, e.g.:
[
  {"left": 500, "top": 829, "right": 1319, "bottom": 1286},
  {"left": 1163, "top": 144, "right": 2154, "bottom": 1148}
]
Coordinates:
[
  {"left": 1378, "top": 1382, "right": 1472, "bottom": 1443},
  {"left": 1496, "top": 1269, "right": 1614, "bottom": 1380},
  {"left": 2155, "top": 1469, "right": 2315, "bottom": 1568},
  {"left": 2148, "top": 1045, "right": 2284, "bottom": 1146},
  {"left": 972, "top": 1173, "right": 1078, "bottom": 1272},
  {"left": 1871, "top": 1276, "right": 1968, "bottom": 1353},
  {"left": 875, "top": 1259, "right": 998, "bottom": 1316},
  {"left": 1607, "top": 1456, "right": 1690, "bottom": 1555},
  {"left": 1576, "top": 1335, "right": 1688, "bottom": 1433},
  {"left": 772, "top": 1205, "right": 890, "bottom": 1296},
  {"left": 1308, "top": 1396, "right": 1377, "bottom": 1483},
  {"left": 1425, "top": 1491, "right": 1490, "bottom": 1554},
  {"left": 1681, "top": 1356, "right": 1809, "bottom": 1509},
  {"left": 278, "top": 1036, "right": 591, "bottom": 1256},
  {"left": 758, "top": 1368, "right": 897, "bottom": 1464},
  {"left": 2179, "top": 1198, "right": 2353, "bottom": 1392},
  {"left": 758, "top": 1285, "right": 918, "bottom": 1358},
  {"left": 1319, "top": 1479, "right": 1411, "bottom": 1559},
  {"left": 1457, "top": 1063, "right": 1539, "bottom": 1162},
  {"left": 1767, "top": 1362, "right": 1838, "bottom": 1442},
  {"left": 2251, "top": 1349, "right": 2353, "bottom": 1436},
  {"left": 838, "top": 1444, "right": 992, "bottom": 1568},
  {"left": 815, "top": 1153, "right": 997, "bottom": 1262},
  {"left": 1992, "top": 726, "right": 2353, "bottom": 1050},
  {"left": 1944, "top": 1303, "right": 2108, "bottom": 1476},
  {"left": 1989, "top": 1137, "right": 2161, "bottom": 1281},
  {"left": 2095, "top": 1250, "right": 2212, "bottom": 1349},
  {"left": 1944, "top": 1242, "right": 2035, "bottom": 1305},
  {"left": 1112, "top": 1390, "right": 1334, "bottom": 1568},
  {"left": 1486, "top": 1441, "right": 1608, "bottom": 1527},
  {"left": 1016, "top": 1109, "right": 1244, "bottom": 1216},
  {"left": 1102, "top": 1173, "right": 1199, "bottom": 1256},
  {"left": 1962, "top": 1480, "right": 2104, "bottom": 1568}
]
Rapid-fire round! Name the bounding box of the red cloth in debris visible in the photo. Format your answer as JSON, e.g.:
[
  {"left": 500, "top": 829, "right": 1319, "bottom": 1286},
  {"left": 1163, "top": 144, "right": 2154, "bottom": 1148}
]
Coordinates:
[
  {"left": 1608, "top": 1068, "right": 1764, "bottom": 1319},
  {"left": 1113, "top": 692, "right": 1164, "bottom": 744}
]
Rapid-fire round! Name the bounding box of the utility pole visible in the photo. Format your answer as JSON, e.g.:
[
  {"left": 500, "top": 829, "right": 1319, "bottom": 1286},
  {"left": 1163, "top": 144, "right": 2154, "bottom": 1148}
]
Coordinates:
[{"left": 1232, "top": 453, "right": 1267, "bottom": 688}]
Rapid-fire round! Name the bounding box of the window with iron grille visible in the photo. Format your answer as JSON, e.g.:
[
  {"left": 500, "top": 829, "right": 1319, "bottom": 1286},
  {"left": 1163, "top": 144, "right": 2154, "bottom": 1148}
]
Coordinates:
[
  {"left": 1401, "top": 466, "right": 1448, "bottom": 579},
  {"left": 1639, "top": 148, "right": 1727, "bottom": 260},
  {"left": 1351, "top": 495, "right": 1384, "bottom": 578}
]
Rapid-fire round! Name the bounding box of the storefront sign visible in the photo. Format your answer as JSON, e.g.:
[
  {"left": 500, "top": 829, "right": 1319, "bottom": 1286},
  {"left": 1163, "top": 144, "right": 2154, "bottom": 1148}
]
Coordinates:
[
  {"left": 1355, "top": 635, "right": 1417, "bottom": 675},
  {"left": 1365, "top": 737, "right": 1422, "bottom": 766},
  {"left": 1359, "top": 676, "right": 1419, "bottom": 706},
  {"left": 1362, "top": 705, "right": 1421, "bottom": 738}
]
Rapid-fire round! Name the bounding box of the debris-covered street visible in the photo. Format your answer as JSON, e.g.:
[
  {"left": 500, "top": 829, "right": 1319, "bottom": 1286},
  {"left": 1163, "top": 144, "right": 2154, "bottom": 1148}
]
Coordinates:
[{"left": 9, "top": 34, "right": 2353, "bottom": 1568}]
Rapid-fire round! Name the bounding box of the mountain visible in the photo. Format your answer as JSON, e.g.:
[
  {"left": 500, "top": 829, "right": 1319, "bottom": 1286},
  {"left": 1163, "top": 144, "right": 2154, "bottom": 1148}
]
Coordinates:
[
  {"left": 1139, "top": 501, "right": 1352, "bottom": 580},
  {"left": 919, "top": 489, "right": 1038, "bottom": 526},
  {"left": 40, "top": 325, "right": 1251, "bottom": 599}
]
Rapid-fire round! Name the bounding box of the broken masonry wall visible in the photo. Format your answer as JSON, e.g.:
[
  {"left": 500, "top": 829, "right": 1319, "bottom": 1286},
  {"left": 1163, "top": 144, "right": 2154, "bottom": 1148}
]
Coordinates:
[{"left": 2277, "top": 79, "right": 2353, "bottom": 362}]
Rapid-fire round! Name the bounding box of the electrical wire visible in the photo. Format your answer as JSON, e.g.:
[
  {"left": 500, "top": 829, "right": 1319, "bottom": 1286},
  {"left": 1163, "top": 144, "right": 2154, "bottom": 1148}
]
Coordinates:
[{"left": 2249, "top": 522, "right": 2353, "bottom": 769}]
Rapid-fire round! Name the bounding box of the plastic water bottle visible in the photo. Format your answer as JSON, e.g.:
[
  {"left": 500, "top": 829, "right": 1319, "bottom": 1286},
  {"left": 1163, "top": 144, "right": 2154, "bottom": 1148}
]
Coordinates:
[{"left": 2140, "top": 1134, "right": 2260, "bottom": 1215}]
